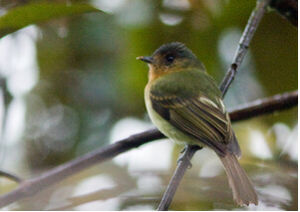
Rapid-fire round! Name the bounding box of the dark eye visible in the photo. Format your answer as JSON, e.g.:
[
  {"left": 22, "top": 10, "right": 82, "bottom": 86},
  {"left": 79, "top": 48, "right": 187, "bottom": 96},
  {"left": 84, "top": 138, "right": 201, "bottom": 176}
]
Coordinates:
[{"left": 165, "top": 54, "right": 175, "bottom": 63}]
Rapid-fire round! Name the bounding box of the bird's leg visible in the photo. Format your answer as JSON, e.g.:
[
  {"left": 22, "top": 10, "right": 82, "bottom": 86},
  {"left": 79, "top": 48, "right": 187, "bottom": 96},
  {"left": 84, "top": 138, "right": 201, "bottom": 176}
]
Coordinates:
[
  {"left": 177, "top": 145, "right": 202, "bottom": 168},
  {"left": 177, "top": 145, "right": 188, "bottom": 166},
  {"left": 180, "top": 145, "right": 188, "bottom": 154}
]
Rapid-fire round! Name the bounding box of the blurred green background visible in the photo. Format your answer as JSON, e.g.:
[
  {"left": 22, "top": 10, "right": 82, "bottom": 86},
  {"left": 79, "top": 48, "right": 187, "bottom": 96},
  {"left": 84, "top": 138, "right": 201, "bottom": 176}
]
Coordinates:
[{"left": 0, "top": 0, "right": 297, "bottom": 210}]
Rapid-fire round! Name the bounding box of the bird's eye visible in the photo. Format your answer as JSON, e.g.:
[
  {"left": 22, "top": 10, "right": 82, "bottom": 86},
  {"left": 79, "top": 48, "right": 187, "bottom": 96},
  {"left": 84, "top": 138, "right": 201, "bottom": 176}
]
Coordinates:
[{"left": 165, "top": 54, "right": 175, "bottom": 63}]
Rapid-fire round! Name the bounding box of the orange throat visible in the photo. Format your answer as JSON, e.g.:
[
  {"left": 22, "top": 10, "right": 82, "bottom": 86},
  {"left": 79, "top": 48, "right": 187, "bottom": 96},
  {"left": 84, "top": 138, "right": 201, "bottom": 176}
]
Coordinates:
[{"left": 148, "top": 64, "right": 167, "bottom": 82}]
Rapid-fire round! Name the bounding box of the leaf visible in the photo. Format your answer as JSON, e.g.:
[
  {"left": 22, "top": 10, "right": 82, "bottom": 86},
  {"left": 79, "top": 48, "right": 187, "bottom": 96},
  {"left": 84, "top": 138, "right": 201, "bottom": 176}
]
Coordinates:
[{"left": 0, "top": 2, "right": 102, "bottom": 38}]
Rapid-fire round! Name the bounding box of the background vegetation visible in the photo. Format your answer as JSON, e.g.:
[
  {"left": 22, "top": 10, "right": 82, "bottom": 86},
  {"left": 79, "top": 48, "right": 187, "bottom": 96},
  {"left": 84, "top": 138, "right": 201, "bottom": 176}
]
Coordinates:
[{"left": 0, "top": 0, "right": 297, "bottom": 210}]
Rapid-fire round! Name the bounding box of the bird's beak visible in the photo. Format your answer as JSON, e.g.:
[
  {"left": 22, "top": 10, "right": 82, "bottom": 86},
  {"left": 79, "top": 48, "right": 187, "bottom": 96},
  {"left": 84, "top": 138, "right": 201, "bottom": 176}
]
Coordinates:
[{"left": 136, "top": 56, "right": 153, "bottom": 64}]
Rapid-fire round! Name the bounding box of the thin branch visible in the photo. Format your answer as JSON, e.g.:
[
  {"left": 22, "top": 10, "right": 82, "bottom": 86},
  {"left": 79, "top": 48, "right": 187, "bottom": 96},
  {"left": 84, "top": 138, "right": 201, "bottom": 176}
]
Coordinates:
[
  {"left": 0, "top": 170, "right": 22, "bottom": 183},
  {"left": 229, "top": 90, "right": 298, "bottom": 121},
  {"left": 157, "top": 145, "right": 201, "bottom": 210},
  {"left": 157, "top": 0, "right": 272, "bottom": 210},
  {"left": 0, "top": 90, "right": 297, "bottom": 208},
  {"left": 270, "top": 0, "right": 298, "bottom": 26},
  {"left": 220, "top": 0, "right": 271, "bottom": 97}
]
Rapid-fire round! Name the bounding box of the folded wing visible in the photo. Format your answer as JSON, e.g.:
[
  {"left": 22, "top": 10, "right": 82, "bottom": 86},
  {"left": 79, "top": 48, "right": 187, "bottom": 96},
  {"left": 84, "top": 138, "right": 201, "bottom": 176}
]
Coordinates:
[{"left": 150, "top": 91, "right": 241, "bottom": 157}]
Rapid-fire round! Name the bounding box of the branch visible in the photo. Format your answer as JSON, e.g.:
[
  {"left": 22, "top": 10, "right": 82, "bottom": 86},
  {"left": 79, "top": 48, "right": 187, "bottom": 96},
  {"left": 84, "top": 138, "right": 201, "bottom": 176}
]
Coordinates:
[
  {"left": 220, "top": 0, "right": 271, "bottom": 97},
  {"left": 270, "top": 0, "right": 298, "bottom": 26},
  {"left": 0, "top": 90, "right": 297, "bottom": 208},
  {"left": 0, "top": 170, "right": 22, "bottom": 183},
  {"left": 157, "top": 145, "right": 201, "bottom": 210},
  {"left": 0, "top": 129, "right": 162, "bottom": 208},
  {"left": 158, "top": 0, "right": 272, "bottom": 210},
  {"left": 229, "top": 90, "right": 298, "bottom": 121}
]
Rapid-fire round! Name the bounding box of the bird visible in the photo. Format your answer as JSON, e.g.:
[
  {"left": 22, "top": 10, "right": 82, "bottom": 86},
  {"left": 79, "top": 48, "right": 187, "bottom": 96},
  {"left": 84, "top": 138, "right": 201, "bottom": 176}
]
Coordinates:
[{"left": 137, "top": 42, "right": 258, "bottom": 206}]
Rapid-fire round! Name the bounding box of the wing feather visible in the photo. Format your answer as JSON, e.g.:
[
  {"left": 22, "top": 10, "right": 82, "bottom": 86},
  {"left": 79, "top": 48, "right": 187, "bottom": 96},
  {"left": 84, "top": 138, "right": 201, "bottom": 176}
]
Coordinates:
[
  {"left": 149, "top": 92, "right": 236, "bottom": 156},
  {"left": 170, "top": 109, "right": 226, "bottom": 155}
]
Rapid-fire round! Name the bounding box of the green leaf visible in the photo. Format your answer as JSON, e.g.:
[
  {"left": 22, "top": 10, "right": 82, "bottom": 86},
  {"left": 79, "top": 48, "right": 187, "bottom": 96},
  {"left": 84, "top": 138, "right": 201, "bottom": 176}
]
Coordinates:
[{"left": 0, "top": 2, "right": 102, "bottom": 38}]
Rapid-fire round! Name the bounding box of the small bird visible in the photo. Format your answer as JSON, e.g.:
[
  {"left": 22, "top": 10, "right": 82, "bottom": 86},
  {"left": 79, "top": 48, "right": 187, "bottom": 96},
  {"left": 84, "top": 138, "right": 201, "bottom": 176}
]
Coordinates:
[{"left": 137, "top": 42, "right": 258, "bottom": 206}]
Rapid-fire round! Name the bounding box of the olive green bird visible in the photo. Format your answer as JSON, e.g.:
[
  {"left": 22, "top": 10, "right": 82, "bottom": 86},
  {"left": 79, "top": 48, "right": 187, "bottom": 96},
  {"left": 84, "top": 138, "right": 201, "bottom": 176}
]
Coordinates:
[{"left": 137, "top": 42, "right": 258, "bottom": 206}]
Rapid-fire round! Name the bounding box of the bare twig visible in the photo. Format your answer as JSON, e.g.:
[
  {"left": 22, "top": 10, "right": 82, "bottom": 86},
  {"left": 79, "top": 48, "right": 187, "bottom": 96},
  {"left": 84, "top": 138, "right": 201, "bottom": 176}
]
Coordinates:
[
  {"left": 157, "top": 145, "right": 201, "bottom": 210},
  {"left": 229, "top": 90, "right": 298, "bottom": 121},
  {"left": 270, "top": 0, "right": 298, "bottom": 26},
  {"left": 0, "top": 90, "right": 297, "bottom": 208},
  {"left": 157, "top": 0, "right": 272, "bottom": 210},
  {"left": 0, "top": 129, "right": 162, "bottom": 208},
  {"left": 0, "top": 170, "right": 22, "bottom": 183},
  {"left": 220, "top": 0, "right": 272, "bottom": 97}
]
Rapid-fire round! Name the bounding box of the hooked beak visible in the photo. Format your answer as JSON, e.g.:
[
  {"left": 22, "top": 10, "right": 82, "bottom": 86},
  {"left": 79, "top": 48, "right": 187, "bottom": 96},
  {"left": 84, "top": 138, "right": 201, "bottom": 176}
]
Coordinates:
[{"left": 136, "top": 56, "right": 153, "bottom": 64}]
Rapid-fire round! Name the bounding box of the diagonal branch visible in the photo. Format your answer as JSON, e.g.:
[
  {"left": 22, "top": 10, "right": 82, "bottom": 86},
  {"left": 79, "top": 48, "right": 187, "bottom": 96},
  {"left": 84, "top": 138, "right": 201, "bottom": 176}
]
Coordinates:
[
  {"left": 228, "top": 90, "right": 298, "bottom": 121},
  {"left": 0, "top": 170, "right": 22, "bottom": 183},
  {"left": 220, "top": 0, "right": 272, "bottom": 97},
  {"left": 157, "top": 0, "right": 272, "bottom": 210},
  {"left": 157, "top": 145, "right": 201, "bottom": 210},
  {"left": 0, "top": 90, "right": 297, "bottom": 208}
]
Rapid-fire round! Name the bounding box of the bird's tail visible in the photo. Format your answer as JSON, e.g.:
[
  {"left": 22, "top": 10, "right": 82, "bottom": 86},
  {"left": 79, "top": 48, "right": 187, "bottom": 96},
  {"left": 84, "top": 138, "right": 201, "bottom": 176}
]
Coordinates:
[{"left": 219, "top": 153, "right": 258, "bottom": 206}]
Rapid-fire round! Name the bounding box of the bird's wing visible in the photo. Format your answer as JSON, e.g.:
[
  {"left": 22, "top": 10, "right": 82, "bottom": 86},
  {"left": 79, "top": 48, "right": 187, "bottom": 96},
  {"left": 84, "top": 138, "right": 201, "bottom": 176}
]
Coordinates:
[{"left": 149, "top": 71, "right": 239, "bottom": 156}]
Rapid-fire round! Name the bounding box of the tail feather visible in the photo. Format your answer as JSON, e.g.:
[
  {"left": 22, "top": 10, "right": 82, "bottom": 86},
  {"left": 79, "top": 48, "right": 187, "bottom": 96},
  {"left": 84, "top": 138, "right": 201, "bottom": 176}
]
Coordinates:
[{"left": 219, "top": 153, "right": 258, "bottom": 206}]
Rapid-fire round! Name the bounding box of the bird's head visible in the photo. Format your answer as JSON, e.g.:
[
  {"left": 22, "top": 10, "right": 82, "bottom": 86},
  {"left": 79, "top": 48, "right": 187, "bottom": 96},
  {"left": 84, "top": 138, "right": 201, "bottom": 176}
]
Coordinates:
[{"left": 137, "top": 42, "right": 205, "bottom": 81}]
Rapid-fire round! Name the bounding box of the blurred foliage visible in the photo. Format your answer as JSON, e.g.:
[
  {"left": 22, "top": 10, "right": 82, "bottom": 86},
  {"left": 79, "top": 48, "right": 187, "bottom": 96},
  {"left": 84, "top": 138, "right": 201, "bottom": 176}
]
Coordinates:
[
  {"left": 0, "top": 2, "right": 101, "bottom": 38},
  {"left": 0, "top": 0, "right": 297, "bottom": 210}
]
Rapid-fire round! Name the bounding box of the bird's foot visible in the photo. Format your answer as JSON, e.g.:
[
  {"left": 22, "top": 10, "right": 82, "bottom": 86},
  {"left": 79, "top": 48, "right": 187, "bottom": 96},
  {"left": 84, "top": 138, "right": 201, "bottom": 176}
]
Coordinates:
[
  {"left": 177, "top": 155, "right": 192, "bottom": 168},
  {"left": 177, "top": 145, "right": 193, "bottom": 168},
  {"left": 180, "top": 145, "right": 187, "bottom": 154}
]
